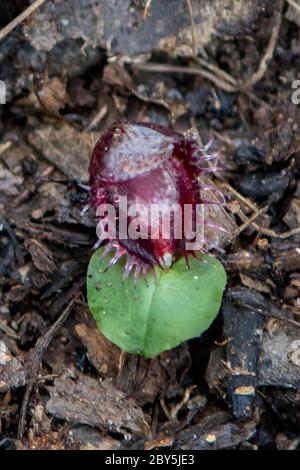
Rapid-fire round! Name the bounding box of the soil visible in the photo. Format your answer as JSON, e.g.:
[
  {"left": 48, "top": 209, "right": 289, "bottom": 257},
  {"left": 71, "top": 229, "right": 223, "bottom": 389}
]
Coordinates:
[{"left": 0, "top": 0, "right": 300, "bottom": 450}]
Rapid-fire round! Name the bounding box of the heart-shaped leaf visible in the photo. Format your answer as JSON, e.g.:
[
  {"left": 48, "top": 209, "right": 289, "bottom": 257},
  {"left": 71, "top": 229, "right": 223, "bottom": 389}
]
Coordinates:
[{"left": 87, "top": 249, "right": 227, "bottom": 358}]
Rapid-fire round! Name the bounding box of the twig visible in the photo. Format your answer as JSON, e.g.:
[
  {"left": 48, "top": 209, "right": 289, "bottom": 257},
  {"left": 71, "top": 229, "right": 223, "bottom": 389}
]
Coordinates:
[
  {"left": 223, "top": 181, "right": 300, "bottom": 240},
  {"left": 131, "top": 62, "right": 271, "bottom": 109},
  {"left": 194, "top": 56, "right": 237, "bottom": 86},
  {"left": 25, "top": 374, "right": 59, "bottom": 386},
  {"left": 0, "top": 0, "right": 47, "bottom": 42},
  {"left": 0, "top": 320, "right": 19, "bottom": 340},
  {"left": 130, "top": 87, "right": 173, "bottom": 114},
  {"left": 286, "top": 0, "right": 300, "bottom": 15},
  {"left": 221, "top": 182, "right": 259, "bottom": 213},
  {"left": 213, "top": 130, "right": 236, "bottom": 148},
  {"left": 0, "top": 142, "right": 12, "bottom": 157},
  {"left": 84, "top": 104, "right": 108, "bottom": 132},
  {"left": 131, "top": 5, "right": 282, "bottom": 108},
  {"left": 143, "top": 0, "right": 153, "bottom": 18},
  {"left": 170, "top": 385, "right": 197, "bottom": 419},
  {"left": 253, "top": 225, "right": 300, "bottom": 240},
  {"left": 132, "top": 62, "right": 237, "bottom": 93},
  {"left": 238, "top": 210, "right": 300, "bottom": 240},
  {"left": 160, "top": 397, "right": 172, "bottom": 421},
  {"left": 229, "top": 204, "right": 269, "bottom": 242},
  {"left": 186, "top": 0, "right": 196, "bottom": 56},
  {"left": 242, "top": 0, "right": 284, "bottom": 88},
  {"left": 241, "top": 303, "right": 300, "bottom": 329},
  {"left": 17, "top": 299, "right": 74, "bottom": 438}
]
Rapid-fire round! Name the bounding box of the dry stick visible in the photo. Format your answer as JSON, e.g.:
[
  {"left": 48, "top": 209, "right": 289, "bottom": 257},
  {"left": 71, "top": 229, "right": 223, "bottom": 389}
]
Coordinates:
[
  {"left": 132, "top": 4, "right": 283, "bottom": 104},
  {"left": 194, "top": 57, "right": 269, "bottom": 107},
  {"left": 25, "top": 374, "right": 59, "bottom": 386},
  {"left": 132, "top": 62, "right": 237, "bottom": 93},
  {"left": 241, "top": 303, "right": 300, "bottom": 330},
  {"left": 170, "top": 385, "right": 196, "bottom": 419},
  {"left": 0, "top": 0, "right": 47, "bottom": 42},
  {"left": 287, "top": 0, "right": 300, "bottom": 14},
  {"left": 229, "top": 204, "right": 269, "bottom": 242},
  {"left": 213, "top": 130, "right": 236, "bottom": 148},
  {"left": 0, "top": 319, "right": 19, "bottom": 340},
  {"left": 160, "top": 398, "right": 172, "bottom": 421},
  {"left": 221, "top": 182, "right": 259, "bottom": 213},
  {"left": 244, "top": 219, "right": 300, "bottom": 240},
  {"left": 143, "top": 0, "right": 153, "bottom": 18},
  {"left": 131, "top": 62, "right": 269, "bottom": 108},
  {"left": 237, "top": 209, "right": 300, "bottom": 240},
  {"left": 0, "top": 141, "right": 12, "bottom": 157},
  {"left": 193, "top": 57, "right": 267, "bottom": 107},
  {"left": 223, "top": 182, "right": 300, "bottom": 240},
  {"left": 18, "top": 299, "right": 74, "bottom": 438},
  {"left": 130, "top": 87, "right": 172, "bottom": 114},
  {"left": 194, "top": 56, "right": 237, "bottom": 86},
  {"left": 242, "top": 0, "right": 284, "bottom": 88},
  {"left": 84, "top": 104, "right": 108, "bottom": 132},
  {"left": 186, "top": 0, "right": 197, "bottom": 56}
]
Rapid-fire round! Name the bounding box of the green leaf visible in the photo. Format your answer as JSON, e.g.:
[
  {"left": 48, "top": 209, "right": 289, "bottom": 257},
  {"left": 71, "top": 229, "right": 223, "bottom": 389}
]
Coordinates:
[{"left": 87, "top": 249, "right": 227, "bottom": 358}]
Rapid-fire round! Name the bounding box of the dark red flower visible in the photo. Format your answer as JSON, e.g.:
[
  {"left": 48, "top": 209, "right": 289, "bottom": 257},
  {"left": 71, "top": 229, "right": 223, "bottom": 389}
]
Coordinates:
[{"left": 89, "top": 121, "right": 225, "bottom": 280}]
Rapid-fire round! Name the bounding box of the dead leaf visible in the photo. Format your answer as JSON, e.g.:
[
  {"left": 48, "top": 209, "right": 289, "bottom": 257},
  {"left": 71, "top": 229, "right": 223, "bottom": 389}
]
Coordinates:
[
  {"left": 240, "top": 273, "right": 271, "bottom": 294},
  {"left": 28, "top": 124, "right": 98, "bottom": 180}
]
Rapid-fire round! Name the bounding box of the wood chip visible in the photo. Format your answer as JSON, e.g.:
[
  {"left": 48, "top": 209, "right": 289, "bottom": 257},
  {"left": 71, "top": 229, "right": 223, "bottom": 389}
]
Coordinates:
[{"left": 46, "top": 373, "right": 150, "bottom": 437}]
